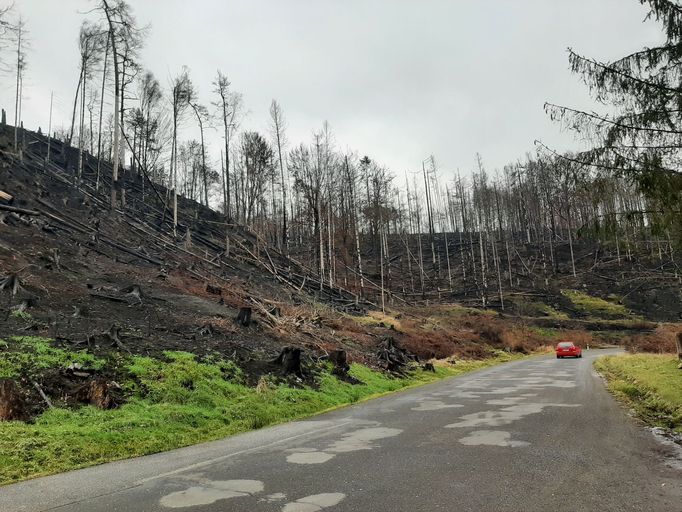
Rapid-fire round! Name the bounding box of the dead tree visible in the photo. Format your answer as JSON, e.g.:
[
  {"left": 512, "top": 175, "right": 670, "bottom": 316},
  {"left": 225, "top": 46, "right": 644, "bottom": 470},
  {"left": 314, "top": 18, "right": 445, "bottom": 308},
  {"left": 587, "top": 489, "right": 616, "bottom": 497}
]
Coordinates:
[{"left": 270, "top": 99, "right": 289, "bottom": 252}]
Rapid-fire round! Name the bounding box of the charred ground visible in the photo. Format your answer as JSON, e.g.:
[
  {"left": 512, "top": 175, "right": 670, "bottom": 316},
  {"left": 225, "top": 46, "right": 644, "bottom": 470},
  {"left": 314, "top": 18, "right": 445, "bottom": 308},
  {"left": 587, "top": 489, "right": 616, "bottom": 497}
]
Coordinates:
[{"left": 0, "top": 123, "right": 679, "bottom": 421}]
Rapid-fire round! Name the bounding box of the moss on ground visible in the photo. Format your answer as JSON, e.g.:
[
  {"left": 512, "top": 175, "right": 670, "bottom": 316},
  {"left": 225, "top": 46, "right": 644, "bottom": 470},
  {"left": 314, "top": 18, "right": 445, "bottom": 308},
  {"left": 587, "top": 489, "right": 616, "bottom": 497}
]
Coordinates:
[
  {"left": 594, "top": 354, "right": 682, "bottom": 431},
  {"left": 0, "top": 337, "right": 517, "bottom": 485}
]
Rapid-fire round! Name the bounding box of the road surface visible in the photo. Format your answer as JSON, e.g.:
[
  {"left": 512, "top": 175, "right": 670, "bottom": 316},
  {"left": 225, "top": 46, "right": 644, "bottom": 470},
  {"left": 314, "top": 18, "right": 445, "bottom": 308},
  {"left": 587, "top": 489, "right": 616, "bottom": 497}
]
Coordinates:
[{"left": 1, "top": 350, "right": 680, "bottom": 512}]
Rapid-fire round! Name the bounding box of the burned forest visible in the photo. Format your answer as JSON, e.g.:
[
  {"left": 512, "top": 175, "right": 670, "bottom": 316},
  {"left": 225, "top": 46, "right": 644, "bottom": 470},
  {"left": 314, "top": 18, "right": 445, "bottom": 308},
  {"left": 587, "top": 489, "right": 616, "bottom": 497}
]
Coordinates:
[{"left": 0, "top": 0, "right": 681, "bottom": 490}]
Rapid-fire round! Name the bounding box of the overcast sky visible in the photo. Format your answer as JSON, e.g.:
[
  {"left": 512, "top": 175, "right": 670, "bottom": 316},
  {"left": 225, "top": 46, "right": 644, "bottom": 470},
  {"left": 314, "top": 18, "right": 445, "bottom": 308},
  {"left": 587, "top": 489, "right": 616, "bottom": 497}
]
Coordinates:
[{"left": 0, "top": 0, "right": 663, "bottom": 178}]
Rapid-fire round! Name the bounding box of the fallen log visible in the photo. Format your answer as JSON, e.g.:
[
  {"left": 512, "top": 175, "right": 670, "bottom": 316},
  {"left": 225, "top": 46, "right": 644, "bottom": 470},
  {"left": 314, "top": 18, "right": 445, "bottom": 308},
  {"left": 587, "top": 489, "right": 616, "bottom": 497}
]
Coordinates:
[
  {"left": 0, "top": 204, "right": 39, "bottom": 216},
  {"left": 31, "top": 380, "right": 53, "bottom": 409},
  {"left": 89, "top": 292, "right": 128, "bottom": 303}
]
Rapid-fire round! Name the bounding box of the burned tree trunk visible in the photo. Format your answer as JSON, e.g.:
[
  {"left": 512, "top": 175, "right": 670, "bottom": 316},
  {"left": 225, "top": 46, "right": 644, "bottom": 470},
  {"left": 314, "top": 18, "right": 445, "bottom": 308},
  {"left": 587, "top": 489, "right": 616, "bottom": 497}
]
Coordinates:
[
  {"left": 377, "top": 337, "right": 414, "bottom": 373},
  {"left": 272, "top": 346, "right": 303, "bottom": 377},
  {"left": 236, "top": 307, "right": 252, "bottom": 327},
  {"left": 0, "top": 379, "right": 25, "bottom": 421},
  {"left": 329, "top": 349, "right": 350, "bottom": 376}
]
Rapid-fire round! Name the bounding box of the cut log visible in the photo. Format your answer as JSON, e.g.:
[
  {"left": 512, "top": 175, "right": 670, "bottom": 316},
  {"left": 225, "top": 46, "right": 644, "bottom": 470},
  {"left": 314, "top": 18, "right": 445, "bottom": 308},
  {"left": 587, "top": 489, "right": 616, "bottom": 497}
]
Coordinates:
[
  {"left": 0, "top": 190, "right": 13, "bottom": 202},
  {"left": 273, "top": 346, "right": 303, "bottom": 377},
  {"left": 0, "top": 379, "right": 25, "bottom": 421},
  {"left": 236, "top": 307, "right": 252, "bottom": 327}
]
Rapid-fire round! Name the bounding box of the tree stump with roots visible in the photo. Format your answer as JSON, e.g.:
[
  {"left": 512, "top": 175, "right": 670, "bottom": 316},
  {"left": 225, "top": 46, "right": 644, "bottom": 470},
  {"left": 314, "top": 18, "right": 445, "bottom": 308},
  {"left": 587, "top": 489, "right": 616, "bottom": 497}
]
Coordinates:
[{"left": 273, "top": 347, "right": 303, "bottom": 377}]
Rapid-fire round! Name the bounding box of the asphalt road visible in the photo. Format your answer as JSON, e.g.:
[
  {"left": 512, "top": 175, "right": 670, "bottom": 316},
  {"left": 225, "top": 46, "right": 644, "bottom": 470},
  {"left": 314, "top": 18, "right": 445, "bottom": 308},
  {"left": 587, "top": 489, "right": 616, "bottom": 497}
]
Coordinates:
[{"left": 2, "top": 350, "right": 681, "bottom": 512}]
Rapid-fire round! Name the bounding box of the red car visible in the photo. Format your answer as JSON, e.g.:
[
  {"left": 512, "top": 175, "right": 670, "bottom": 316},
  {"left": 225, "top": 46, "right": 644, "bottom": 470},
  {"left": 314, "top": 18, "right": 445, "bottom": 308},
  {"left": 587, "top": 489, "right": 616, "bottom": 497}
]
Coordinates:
[{"left": 556, "top": 341, "right": 582, "bottom": 358}]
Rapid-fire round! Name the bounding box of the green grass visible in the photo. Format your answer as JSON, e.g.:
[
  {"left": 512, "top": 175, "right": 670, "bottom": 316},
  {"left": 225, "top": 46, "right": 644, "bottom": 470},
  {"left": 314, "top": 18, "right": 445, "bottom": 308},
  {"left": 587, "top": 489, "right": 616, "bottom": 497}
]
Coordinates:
[
  {"left": 0, "top": 336, "right": 105, "bottom": 379},
  {"left": 562, "top": 289, "right": 633, "bottom": 319},
  {"left": 0, "top": 338, "right": 517, "bottom": 485},
  {"left": 534, "top": 303, "right": 569, "bottom": 320},
  {"left": 9, "top": 310, "right": 32, "bottom": 321},
  {"left": 594, "top": 354, "right": 682, "bottom": 431}
]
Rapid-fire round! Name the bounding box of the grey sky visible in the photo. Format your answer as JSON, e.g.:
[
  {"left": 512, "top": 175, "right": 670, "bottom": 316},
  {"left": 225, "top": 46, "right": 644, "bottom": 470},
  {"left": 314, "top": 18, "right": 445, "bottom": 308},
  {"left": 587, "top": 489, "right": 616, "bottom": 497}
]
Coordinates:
[{"left": 1, "top": 0, "right": 663, "bottom": 178}]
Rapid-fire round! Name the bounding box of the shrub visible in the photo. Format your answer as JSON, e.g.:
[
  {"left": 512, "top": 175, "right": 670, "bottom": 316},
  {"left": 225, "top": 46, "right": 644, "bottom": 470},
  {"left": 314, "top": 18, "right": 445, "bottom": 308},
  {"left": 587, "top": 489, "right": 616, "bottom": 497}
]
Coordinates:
[{"left": 623, "top": 325, "right": 680, "bottom": 354}]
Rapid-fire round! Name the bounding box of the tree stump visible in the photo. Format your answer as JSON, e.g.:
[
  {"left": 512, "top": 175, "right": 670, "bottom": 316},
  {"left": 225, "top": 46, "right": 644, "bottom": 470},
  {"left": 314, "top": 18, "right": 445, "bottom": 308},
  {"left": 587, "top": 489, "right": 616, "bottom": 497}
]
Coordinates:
[
  {"left": 329, "top": 350, "right": 350, "bottom": 376},
  {"left": 0, "top": 379, "right": 25, "bottom": 421},
  {"left": 206, "top": 283, "right": 222, "bottom": 296},
  {"left": 85, "top": 378, "right": 114, "bottom": 409},
  {"left": 676, "top": 332, "right": 682, "bottom": 369},
  {"left": 377, "top": 337, "right": 413, "bottom": 373},
  {"left": 273, "top": 347, "right": 303, "bottom": 377},
  {"left": 423, "top": 362, "right": 436, "bottom": 373},
  {"left": 236, "top": 307, "right": 252, "bottom": 327}
]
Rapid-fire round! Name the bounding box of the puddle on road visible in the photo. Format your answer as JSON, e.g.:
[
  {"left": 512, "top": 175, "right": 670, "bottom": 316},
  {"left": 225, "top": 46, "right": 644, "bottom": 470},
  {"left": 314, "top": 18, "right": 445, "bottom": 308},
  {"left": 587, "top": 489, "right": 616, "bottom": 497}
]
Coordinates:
[
  {"left": 159, "top": 479, "right": 264, "bottom": 508},
  {"left": 287, "top": 427, "right": 402, "bottom": 465},
  {"left": 445, "top": 403, "right": 581, "bottom": 428},
  {"left": 282, "top": 493, "right": 346, "bottom": 512},
  {"left": 459, "top": 430, "right": 530, "bottom": 447}
]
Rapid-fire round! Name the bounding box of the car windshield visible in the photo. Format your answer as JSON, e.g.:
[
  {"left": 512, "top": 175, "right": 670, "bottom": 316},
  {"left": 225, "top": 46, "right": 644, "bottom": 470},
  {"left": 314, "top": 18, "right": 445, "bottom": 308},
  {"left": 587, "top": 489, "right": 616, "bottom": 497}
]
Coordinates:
[{"left": 557, "top": 342, "right": 574, "bottom": 348}]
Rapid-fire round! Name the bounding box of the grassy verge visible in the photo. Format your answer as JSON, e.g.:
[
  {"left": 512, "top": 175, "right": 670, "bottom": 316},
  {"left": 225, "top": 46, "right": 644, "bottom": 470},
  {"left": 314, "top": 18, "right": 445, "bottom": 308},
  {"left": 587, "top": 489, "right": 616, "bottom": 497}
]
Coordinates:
[
  {"left": 594, "top": 354, "right": 682, "bottom": 431},
  {"left": 0, "top": 337, "right": 518, "bottom": 485}
]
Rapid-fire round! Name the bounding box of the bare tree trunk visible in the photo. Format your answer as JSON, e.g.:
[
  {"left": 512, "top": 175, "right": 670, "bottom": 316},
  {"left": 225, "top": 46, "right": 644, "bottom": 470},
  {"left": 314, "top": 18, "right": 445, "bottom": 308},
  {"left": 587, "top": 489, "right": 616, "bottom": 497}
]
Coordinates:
[
  {"left": 102, "top": 1, "right": 120, "bottom": 209},
  {"left": 96, "top": 34, "right": 110, "bottom": 191}
]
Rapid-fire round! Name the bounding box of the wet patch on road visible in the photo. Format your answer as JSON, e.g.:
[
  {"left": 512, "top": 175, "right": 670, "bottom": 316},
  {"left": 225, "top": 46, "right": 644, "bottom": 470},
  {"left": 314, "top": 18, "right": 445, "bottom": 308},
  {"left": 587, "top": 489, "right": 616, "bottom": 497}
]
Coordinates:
[
  {"left": 159, "top": 479, "right": 264, "bottom": 508},
  {"left": 286, "top": 427, "right": 403, "bottom": 465},
  {"left": 411, "top": 400, "right": 463, "bottom": 411},
  {"left": 445, "top": 402, "right": 581, "bottom": 428},
  {"left": 281, "top": 492, "right": 346, "bottom": 512},
  {"left": 459, "top": 430, "right": 530, "bottom": 447},
  {"left": 286, "top": 451, "right": 336, "bottom": 464}
]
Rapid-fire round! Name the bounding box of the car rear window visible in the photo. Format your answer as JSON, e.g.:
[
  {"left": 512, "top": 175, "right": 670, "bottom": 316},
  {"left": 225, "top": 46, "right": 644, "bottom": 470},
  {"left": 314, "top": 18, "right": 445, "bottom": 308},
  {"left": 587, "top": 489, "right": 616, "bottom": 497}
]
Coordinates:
[{"left": 557, "top": 342, "right": 574, "bottom": 348}]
